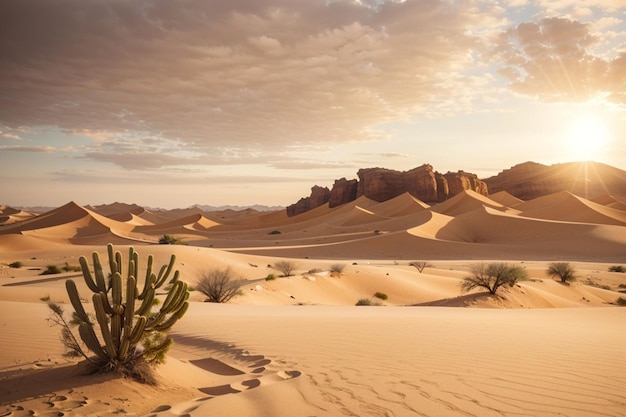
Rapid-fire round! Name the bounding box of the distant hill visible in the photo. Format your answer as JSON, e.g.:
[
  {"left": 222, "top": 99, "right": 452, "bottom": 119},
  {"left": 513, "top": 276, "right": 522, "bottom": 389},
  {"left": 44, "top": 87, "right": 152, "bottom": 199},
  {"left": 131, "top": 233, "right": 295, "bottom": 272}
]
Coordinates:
[
  {"left": 190, "top": 204, "right": 284, "bottom": 212},
  {"left": 483, "top": 161, "right": 626, "bottom": 200}
]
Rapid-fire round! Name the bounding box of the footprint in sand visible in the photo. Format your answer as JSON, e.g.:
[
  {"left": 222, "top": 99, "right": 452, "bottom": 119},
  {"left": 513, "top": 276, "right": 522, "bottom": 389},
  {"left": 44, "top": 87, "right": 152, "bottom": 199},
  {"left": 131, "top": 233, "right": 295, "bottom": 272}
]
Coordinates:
[
  {"left": 145, "top": 338, "right": 302, "bottom": 416},
  {"left": 0, "top": 405, "right": 35, "bottom": 417},
  {"left": 38, "top": 392, "right": 88, "bottom": 416},
  {"left": 199, "top": 369, "right": 302, "bottom": 396}
]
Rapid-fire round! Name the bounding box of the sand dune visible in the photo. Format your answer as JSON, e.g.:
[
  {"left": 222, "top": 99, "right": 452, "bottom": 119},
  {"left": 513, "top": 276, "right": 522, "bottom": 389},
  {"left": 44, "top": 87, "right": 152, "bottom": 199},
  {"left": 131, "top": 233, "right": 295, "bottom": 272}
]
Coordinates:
[
  {"left": 0, "top": 206, "right": 35, "bottom": 226},
  {"left": 487, "top": 190, "right": 524, "bottom": 207},
  {"left": 1, "top": 191, "right": 626, "bottom": 416},
  {"left": 516, "top": 191, "right": 626, "bottom": 225},
  {"left": 430, "top": 189, "right": 507, "bottom": 216}
]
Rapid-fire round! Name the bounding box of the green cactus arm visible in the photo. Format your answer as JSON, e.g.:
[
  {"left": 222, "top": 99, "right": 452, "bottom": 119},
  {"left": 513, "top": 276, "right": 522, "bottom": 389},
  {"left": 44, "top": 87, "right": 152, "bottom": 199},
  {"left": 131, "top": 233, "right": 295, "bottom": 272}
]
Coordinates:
[
  {"left": 144, "top": 310, "right": 167, "bottom": 331},
  {"left": 98, "top": 290, "right": 114, "bottom": 315},
  {"left": 124, "top": 276, "right": 137, "bottom": 330},
  {"left": 161, "top": 281, "right": 188, "bottom": 313},
  {"left": 144, "top": 281, "right": 188, "bottom": 331},
  {"left": 138, "top": 272, "right": 155, "bottom": 301},
  {"left": 78, "top": 322, "right": 108, "bottom": 362},
  {"left": 107, "top": 243, "right": 117, "bottom": 277},
  {"left": 144, "top": 254, "right": 154, "bottom": 284},
  {"left": 118, "top": 338, "right": 131, "bottom": 362},
  {"left": 127, "top": 315, "right": 147, "bottom": 345},
  {"left": 169, "top": 270, "right": 180, "bottom": 284},
  {"left": 93, "top": 292, "right": 116, "bottom": 359},
  {"left": 111, "top": 272, "right": 123, "bottom": 307},
  {"left": 127, "top": 247, "right": 136, "bottom": 280},
  {"left": 135, "top": 287, "right": 155, "bottom": 316},
  {"left": 92, "top": 251, "right": 107, "bottom": 293},
  {"left": 78, "top": 256, "right": 99, "bottom": 293},
  {"left": 115, "top": 251, "right": 122, "bottom": 276},
  {"left": 110, "top": 314, "right": 122, "bottom": 355},
  {"left": 152, "top": 302, "right": 189, "bottom": 332},
  {"left": 154, "top": 254, "right": 176, "bottom": 288},
  {"left": 65, "top": 279, "right": 91, "bottom": 324}
]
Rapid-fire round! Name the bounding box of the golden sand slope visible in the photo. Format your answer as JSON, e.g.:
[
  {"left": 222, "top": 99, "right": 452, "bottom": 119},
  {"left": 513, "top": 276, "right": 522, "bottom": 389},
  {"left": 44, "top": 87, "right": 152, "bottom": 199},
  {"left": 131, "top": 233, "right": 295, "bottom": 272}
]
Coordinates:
[{"left": 1, "top": 191, "right": 626, "bottom": 416}]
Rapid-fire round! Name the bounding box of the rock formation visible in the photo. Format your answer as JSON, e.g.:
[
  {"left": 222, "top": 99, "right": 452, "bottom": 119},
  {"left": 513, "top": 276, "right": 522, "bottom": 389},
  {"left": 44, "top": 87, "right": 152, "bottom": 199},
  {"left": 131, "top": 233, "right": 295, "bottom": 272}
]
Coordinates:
[
  {"left": 286, "top": 185, "right": 331, "bottom": 217},
  {"left": 329, "top": 178, "right": 358, "bottom": 208},
  {"left": 483, "top": 161, "right": 626, "bottom": 200},
  {"left": 287, "top": 164, "right": 488, "bottom": 216}
]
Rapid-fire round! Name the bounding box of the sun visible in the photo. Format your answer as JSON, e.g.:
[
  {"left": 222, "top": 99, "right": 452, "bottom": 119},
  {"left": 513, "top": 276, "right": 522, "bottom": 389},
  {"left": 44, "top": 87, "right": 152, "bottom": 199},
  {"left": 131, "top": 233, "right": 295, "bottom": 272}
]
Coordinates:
[{"left": 562, "top": 116, "right": 611, "bottom": 162}]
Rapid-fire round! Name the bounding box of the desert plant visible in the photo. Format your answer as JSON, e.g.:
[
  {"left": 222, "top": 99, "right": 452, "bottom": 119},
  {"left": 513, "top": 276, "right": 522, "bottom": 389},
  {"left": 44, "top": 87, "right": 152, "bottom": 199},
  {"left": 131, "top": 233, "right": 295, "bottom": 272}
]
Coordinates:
[
  {"left": 617, "top": 297, "right": 626, "bottom": 306},
  {"left": 62, "top": 262, "right": 82, "bottom": 272},
  {"left": 373, "top": 292, "right": 388, "bottom": 300},
  {"left": 8, "top": 261, "right": 22, "bottom": 268},
  {"left": 546, "top": 262, "right": 576, "bottom": 284},
  {"left": 41, "top": 264, "right": 61, "bottom": 275},
  {"left": 196, "top": 267, "right": 244, "bottom": 303},
  {"left": 268, "top": 230, "right": 281, "bottom": 235},
  {"left": 356, "top": 298, "right": 382, "bottom": 306},
  {"left": 461, "top": 262, "right": 528, "bottom": 296},
  {"left": 273, "top": 260, "right": 297, "bottom": 277},
  {"left": 584, "top": 277, "right": 611, "bottom": 290},
  {"left": 330, "top": 263, "right": 346, "bottom": 274},
  {"left": 409, "top": 261, "right": 433, "bottom": 273},
  {"left": 158, "top": 234, "right": 186, "bottom": 245},
  {"left": 265, "top": 274, "right": 277, "bottom": 281},
  {"left": 47, "top": 244, "right": 189, "bottom": 383},
  {"left": 608, "top": 265, "right": 625, "bottom": 273}
]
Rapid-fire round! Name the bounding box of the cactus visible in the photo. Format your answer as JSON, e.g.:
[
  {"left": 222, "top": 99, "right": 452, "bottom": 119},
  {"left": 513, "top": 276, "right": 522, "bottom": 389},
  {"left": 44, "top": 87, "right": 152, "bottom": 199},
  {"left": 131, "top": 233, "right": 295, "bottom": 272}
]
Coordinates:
[{"left": 65, "top": 243, "right": 189, "bottom": 376}]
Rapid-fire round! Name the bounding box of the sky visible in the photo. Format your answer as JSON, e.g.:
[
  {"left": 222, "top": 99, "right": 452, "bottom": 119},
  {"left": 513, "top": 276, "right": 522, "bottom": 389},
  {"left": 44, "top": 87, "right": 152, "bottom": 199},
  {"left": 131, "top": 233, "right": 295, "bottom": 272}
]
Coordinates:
[{"left": 1, "top": 0, "right": 625, "bottom": 209}]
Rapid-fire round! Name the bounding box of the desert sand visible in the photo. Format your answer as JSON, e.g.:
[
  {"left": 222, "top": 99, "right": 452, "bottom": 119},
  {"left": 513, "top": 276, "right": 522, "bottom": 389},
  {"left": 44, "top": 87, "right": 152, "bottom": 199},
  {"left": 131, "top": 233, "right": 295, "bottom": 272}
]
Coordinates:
[{"left": 1, "top": 191, "right": 625, "bottom": 416}]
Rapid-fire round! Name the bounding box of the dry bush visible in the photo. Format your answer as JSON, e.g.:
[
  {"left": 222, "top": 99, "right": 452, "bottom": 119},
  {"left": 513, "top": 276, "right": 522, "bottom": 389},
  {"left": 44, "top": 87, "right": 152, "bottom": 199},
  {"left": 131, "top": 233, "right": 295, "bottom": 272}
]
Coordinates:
[
  {"left": 409, "top": 261, "right": 433, "bottom": 273},
  {"left": 461, "top": 262, "right": 528, "bottom": 296},
  {"left": 546, "top": 262, "right": 576, "bottom": 284},
  {"left": 196, "top": 267, "right": 245, "bottom": 303},
  {"left": 356, "top": 298, "right": 382, "bottom": 306},
  {"left": 273, "top": 260, "right": 298, "bottom": 277}
]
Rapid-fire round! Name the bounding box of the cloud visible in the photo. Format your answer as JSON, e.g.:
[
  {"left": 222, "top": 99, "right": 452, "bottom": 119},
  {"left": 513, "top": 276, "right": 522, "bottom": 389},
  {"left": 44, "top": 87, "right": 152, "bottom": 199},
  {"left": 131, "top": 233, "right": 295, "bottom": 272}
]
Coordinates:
[
  {"left": 493, "top": 17, "right": 626, "bottom": 103},
  {"left": 0, "top": 0, "right": 505, "bottom": 163},
  {"left": 1, "top": 145, "right": 55, "bottom": 152},
  {"left": 1, "top": 0, "right": 623, "bottom": 174},
  {"left": 0, "top": 132, "right": 21, "bottom": 140}
]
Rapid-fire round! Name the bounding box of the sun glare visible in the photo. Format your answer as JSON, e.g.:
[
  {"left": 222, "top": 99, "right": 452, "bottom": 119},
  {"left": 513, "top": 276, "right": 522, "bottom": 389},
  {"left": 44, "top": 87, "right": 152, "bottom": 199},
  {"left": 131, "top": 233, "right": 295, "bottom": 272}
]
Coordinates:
[{"left": 562, "top": 116, "right": 611, "bottom": 161}]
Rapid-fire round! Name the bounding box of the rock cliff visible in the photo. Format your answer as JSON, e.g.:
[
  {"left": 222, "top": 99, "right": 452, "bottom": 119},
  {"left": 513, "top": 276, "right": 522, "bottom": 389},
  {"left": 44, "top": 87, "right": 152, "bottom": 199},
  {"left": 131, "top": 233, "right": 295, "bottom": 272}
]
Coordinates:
[
  {"left": 286, "top": 185, "right": 331, "bottom": 217},
  {"left": 287, "top": 164, "right": 488, "bottom": 216},
  {"left": 483, "top": 161, "right": 626, "bottom": 200}
]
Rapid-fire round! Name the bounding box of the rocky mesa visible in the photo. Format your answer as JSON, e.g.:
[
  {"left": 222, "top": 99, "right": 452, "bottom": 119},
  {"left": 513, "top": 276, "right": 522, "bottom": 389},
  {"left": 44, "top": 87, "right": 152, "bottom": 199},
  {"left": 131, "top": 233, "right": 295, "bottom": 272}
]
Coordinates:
[
  {"left": 287, "top": 164, "right": 487, "bottom": 216},
  {"left": 483, "top": 161, "right": 626, "bottom": 201}
]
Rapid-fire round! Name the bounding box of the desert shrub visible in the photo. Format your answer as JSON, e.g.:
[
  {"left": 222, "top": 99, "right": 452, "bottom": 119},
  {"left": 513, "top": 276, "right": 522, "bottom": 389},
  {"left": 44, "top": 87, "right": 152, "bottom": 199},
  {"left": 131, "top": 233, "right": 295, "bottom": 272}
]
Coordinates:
[
  {"left": 308, "top": 268, "right": 323, "bottom": 274},
  {"left": 62, "top": 262, "right": 82, "bottom": 272},
  {"left": 355, "top": 298, "right": 382, "bottom": 306},
  {"left": 409, "top": 261, "right": 433, "bottom": 273},
  {"left": 546, "top": 262, "right": 576, "bottom": 284},
  {"left": 608, "top": 265, "right": 625, "bottom": 273},
  {"left": 584, "top": 277, "right": 611, "bottom": 290},
  {"left": 617, "top": 297, "right": 626, "bottom": 306},
  {"left": 8, "top": 261, "right": 22, "bottom": 268},
  {"left": 373, "top": 292, "right": 388, "bottom": 300},
  {"left": 268, "top": 230, "right": 281, "bottom": 235},
  {"left": 273, "top": 260, "right": 297, "bottom": 277},
  {"left": 45, "top": 244, "right": 188, "bottom": 384},
  {"left": 330, "top": 263, "right": 346, "bottom": 274},
  {"left": 461, "top": 262, "right": 528, "bottom": 296},
  {"left": 265, "top": 274, "right": 277, "bottom": 281},
  {"left": 158, "top": 234, "right": 186, "bottom": 245},
  {"left": 41, "top": 265, "right": 61, "bottom": 275},
  {"left": 196, "top": 267, "right": 245, "bottom": 303}
]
